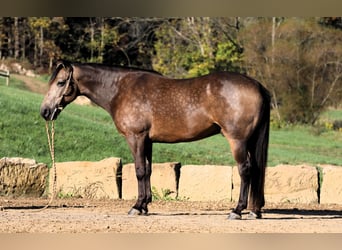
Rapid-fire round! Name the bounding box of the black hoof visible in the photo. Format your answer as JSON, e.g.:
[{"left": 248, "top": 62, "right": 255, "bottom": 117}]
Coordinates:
[
  {"left": 247, "top": 211, "right": 262, "bottom": 219},
  {"left": 228, "top": 212, "right": 242, "bottom": 220}
]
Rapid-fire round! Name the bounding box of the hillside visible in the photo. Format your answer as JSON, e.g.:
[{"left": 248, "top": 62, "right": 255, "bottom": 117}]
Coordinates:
[
  {"left": 0, "top": 76, "right": 341, "bottom": 167},
  {"left": 11, "top": 74, "right": 49, "bottom": 94}
]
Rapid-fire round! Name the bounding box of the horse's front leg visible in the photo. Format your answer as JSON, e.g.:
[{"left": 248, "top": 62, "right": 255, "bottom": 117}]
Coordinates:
[{"left": 126, "top": 133, "right": 151, "bottom": 216}]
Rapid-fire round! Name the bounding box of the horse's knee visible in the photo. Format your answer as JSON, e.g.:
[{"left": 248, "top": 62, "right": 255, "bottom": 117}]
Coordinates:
[{"left": 135, "top": 165, "right": 145, "bottom": 180}]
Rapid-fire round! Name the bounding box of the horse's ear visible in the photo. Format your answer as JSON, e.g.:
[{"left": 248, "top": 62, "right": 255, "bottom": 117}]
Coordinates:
[
  {"left": 55, "top": 60, "right": 73, "bottom": 72},
  {"left": 55, "top": 61, "right": 65, "bottom": 72}
]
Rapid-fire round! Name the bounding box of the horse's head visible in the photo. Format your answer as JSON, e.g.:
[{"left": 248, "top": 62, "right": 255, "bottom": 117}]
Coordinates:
[{"left": 40, "top": 60, "right": 79, "bottom": 120}]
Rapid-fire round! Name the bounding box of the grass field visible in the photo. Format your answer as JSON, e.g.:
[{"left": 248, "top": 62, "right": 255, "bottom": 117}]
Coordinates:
[{"left": 1, "top": 76, "right": 341, "bottom": 167}]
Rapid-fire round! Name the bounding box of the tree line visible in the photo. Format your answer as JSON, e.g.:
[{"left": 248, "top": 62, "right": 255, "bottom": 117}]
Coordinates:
[{"left": 1, "top": 17, "right": 341, "bottom": 125}]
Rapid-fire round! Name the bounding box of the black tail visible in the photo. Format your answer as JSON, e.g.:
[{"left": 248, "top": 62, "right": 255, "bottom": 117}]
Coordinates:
[{"left": 248, "top": 85, "right": 270, "bottom": 209}]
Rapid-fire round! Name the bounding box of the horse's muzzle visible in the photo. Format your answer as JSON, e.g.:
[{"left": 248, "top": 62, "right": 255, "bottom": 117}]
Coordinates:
[{"left": 40, "top": 106, "right": 63, "bottom": 121}]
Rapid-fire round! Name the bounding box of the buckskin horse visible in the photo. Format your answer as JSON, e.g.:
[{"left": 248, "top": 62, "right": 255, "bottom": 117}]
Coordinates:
[{"left": 40, "top": 60, "right": 270, "bottom": 220}]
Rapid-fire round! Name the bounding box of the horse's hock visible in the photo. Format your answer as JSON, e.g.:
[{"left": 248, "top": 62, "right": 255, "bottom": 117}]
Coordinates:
[{"left": 0, "top": 157, "right": 48, "bottom": 197}]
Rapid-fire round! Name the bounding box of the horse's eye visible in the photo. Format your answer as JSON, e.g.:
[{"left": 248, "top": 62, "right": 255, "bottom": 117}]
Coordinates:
[{"left": 57, "top": 80, "right": 66, "bottom": 87}]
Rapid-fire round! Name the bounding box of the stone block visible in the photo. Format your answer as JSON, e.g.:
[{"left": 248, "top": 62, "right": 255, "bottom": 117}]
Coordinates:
[
  {"left": 49, "top": 157, "right": 122, "bottom": 199},
  {"left": 320, "top": 165, "right": 342, "bottom": 204},
  {"left": 0, "top": 157, "right": 48, "bottom": 197},
  {"left": 121, "top": 162, "right": 181, "bottom": 200},
  {"left": 178, "top": 165, "right": 232, "bottom": 201}
]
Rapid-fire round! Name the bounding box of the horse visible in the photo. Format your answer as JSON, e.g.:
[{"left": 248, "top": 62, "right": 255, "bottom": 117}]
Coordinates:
[{"left": 40, "top": 60, "right": 270, "bottom": 220}]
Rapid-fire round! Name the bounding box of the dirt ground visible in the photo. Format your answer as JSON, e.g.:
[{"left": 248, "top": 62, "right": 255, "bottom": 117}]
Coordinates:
[{"left": 0, "top": 198, "right": 341, "bottom": 233}]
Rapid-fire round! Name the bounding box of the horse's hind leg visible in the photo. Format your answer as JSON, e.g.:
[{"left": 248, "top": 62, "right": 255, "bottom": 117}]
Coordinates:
[
  {"left": 227, "top": 139, "right": 251, "bottom": 220},
  {"left": 142, "top": 139, "right": 153, "bottom": 213},
  {"left": 246, "top": 143, "right": 264, "bottom": 219}
]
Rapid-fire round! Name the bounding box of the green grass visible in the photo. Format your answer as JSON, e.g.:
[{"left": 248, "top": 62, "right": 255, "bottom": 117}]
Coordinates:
[
  {"left": 269, "top": 126, "right": 342, "bottom": 166},
  {"left": 1, "top": 79, "right": 341, "bottom": 167},
  {"left": 321, "top": 108, "right": 342, "bottom": 121},
  {"left": 0, "top": 74, "right": 28, "bottom": 90}
]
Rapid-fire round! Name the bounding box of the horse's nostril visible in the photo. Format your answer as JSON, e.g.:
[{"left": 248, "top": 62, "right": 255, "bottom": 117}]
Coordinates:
[{"left": 41, "top": 108, "right": 51, "bottom": 120}]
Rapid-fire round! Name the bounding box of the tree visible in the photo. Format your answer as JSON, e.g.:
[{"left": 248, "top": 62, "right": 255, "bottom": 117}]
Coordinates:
[
  {"left": 0, "top": 18, "right": 14, "bottom": 59},
  {"left": 320, "top": 17, "right": 342, "bottom": 29},
  {"left": 239, "top": 17, "right": 342, "bottom": 124},
  {"left": 28, "top": 17, "right": 52, "bottom": 67},
  {"left": 13, "top": 17, "right": 19, "bottom": 59},
  {"left": 0, "top": 17, "right": 5, "bottom": 59},
  {"left": 85, "top": 17, "right": 108, "bottom": 63},
  {"left": 105, "top": 17, "right": 162, "bottom": 68},
  {"left": 152, "top": 17, "right": 243, "bottom": 78}
]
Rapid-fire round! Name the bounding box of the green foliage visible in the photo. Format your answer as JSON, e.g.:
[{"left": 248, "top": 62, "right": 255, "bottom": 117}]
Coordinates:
[
  {"left": 28, "top": 17, "right": 52, "bottom": 30},
  {"left": 184, "top": 51, "right": 215, "bottom": 77},
  {"left": 279, "top": 86, "right": 312, "bottom": 124},
  {"left": 57, "top": 191, "right": 76, "bottom": 199},
  {"left": 333, "top": 120, "right": 342, "bottom": 132},
  {"left": 240, "top": 17, "right": 342, "bottom": 125},
  {"left": 151, "top": 187, "right": 174, "bottom": 201},
  {"left": 151, "top": 187, "right": 189, "bottom": 201},
  {"left": 270, "top": 113, "right": 287, "bottom": 130},
  {"left": 153, "top": 18, "right": 243, "bottom": 78},
  {"left": 215, "top": 41, "right": 242, "bottom": 72}
]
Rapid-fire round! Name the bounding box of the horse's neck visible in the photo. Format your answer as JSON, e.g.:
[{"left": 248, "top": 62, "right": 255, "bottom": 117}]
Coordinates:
[{"left": 75, "top": 66, "right": 119, "bottom": 113}]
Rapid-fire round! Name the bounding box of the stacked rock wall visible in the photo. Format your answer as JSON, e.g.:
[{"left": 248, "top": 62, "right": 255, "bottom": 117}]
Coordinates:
[{"left": 1, "top": 157, "right": 341, "bottom": 205}]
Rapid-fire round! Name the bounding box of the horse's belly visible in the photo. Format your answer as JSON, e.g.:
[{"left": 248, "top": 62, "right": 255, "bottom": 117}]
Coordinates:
[{"left": 149, "top": 122, "right": 221, "bottom": 143}]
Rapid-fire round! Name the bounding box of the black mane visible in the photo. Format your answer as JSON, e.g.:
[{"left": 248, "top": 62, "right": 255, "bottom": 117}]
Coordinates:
[
  {"left": 50, "top": 60, "right": 163, "bottom": 84},
  {"left": 81, "top": 62, "right": 163, "bottom": 76}
]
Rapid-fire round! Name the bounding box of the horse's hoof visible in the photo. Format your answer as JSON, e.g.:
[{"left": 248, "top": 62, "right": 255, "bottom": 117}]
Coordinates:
[
  {"left": 128, "top": 208, "right": 141, "bottom": 216},
  {"left": 247, "top": 211, "right": 262, "bottom": 220},
  {"left": 228, "top": 212, "right": 242, "bottom": 220}
]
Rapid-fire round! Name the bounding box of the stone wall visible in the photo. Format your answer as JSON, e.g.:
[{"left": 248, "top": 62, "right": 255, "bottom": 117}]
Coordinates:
[
  {"left": 232, "top": 165, "right": 319, "bottom": 204},
  {"left": 0, "top": 157, "right": 48, "bottom": 197},
  {"left": 1, "top": 157, "right": 342, "bottom": 204}
]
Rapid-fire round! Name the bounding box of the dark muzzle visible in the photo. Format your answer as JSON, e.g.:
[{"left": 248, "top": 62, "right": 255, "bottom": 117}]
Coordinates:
[{"left": 40, "top": 106, "right": 63, "bottom": 121}]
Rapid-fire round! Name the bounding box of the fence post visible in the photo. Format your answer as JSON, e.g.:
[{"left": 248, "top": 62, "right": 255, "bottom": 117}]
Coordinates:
[{"left": 0, "top": 70, "right": 10, "bottom": 86}]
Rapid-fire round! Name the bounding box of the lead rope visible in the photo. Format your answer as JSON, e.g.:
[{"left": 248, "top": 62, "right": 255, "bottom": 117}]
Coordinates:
[
  {"left": 35, "top": 121, "right": 57, "bottom": 211},
  {"left": 0, "top": 122, "right": 57, "bottom": 212}
]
